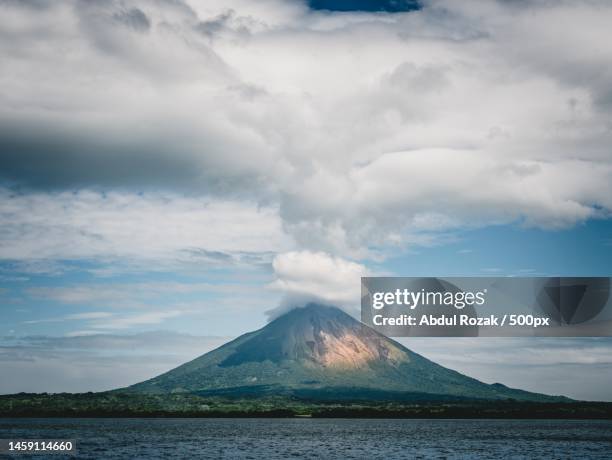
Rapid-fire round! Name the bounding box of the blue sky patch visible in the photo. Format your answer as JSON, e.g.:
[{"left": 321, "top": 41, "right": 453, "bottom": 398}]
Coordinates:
[{"left": 308, "top": 0, "right": 420, "bottom": 13}]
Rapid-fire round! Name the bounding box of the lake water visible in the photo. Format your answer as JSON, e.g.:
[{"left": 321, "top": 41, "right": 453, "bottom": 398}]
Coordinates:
[{"left": 1, "top": 418, "right": 611, "bottom": 459}]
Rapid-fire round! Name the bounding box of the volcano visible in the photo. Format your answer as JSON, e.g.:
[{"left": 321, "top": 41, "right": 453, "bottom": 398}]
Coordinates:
[{"left": 128, "top": 304, "right": 565, "bottom": 402}]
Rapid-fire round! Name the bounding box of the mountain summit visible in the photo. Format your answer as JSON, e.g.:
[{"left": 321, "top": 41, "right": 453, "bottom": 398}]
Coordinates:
[{"left": 128, "top": 304, "right": 565, "bottom": 402}]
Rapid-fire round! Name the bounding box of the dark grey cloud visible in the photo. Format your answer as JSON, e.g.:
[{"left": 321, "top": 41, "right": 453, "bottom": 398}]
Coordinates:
[
  {"left": 195, "top": 9, "right": 253, "bottom": 41},
  {"left": 0, "top": 0, "right": 53, "bottom": 9},
  {"left": 113, "top": 7, "right": 150, "bottom": 33},
  {"left": 0, "top": 123, "right": 203, "bottom": 190},
  {"left": 196, "top": 10, "right": 234, "bottom": 38}
]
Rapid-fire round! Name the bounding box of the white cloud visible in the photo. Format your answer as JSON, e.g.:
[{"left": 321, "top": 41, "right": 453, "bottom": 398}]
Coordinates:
[
  {"left": 1, "top": 0, "right": 612, "bottom": 259},
  {"left": 269, "top": 250, "right": 370, "bottom": 313},
  {"left": 25, "top": 280, "right": 276, "bottom": 309},
  {"left": 88, "top": 310, "right": 185, "bottom": 330},
  {"left": 65, "top": 312, "right": 114, "bottom": 320},
  {"left": 27, "top": 282, "right": 219, "bottom": 307},
  {"left": 0, "top": 188, "right": 293, "bottom": 263},
  {"left": 22, "top": 309, "right": 187, "bottom": 330}
]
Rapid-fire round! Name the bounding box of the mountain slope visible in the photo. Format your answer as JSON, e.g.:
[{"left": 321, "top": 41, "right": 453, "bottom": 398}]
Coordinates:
[{"left": 127, "top": 304, "right": 567, "bottom": 402}]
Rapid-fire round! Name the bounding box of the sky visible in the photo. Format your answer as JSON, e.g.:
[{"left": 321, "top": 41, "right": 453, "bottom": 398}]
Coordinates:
[{"left": 1, "top": 0, "right": 612, "bottom": 400}]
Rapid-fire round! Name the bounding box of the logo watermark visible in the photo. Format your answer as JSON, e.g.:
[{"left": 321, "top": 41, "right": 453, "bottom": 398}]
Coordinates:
[{"left": 361, "top": 277, "right": 612, "bottom": 337}]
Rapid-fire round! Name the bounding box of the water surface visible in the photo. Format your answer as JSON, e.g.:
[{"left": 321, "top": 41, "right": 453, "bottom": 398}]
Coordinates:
[{"left": 1, "top": 418, "right": 611, "bottom": 459}]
